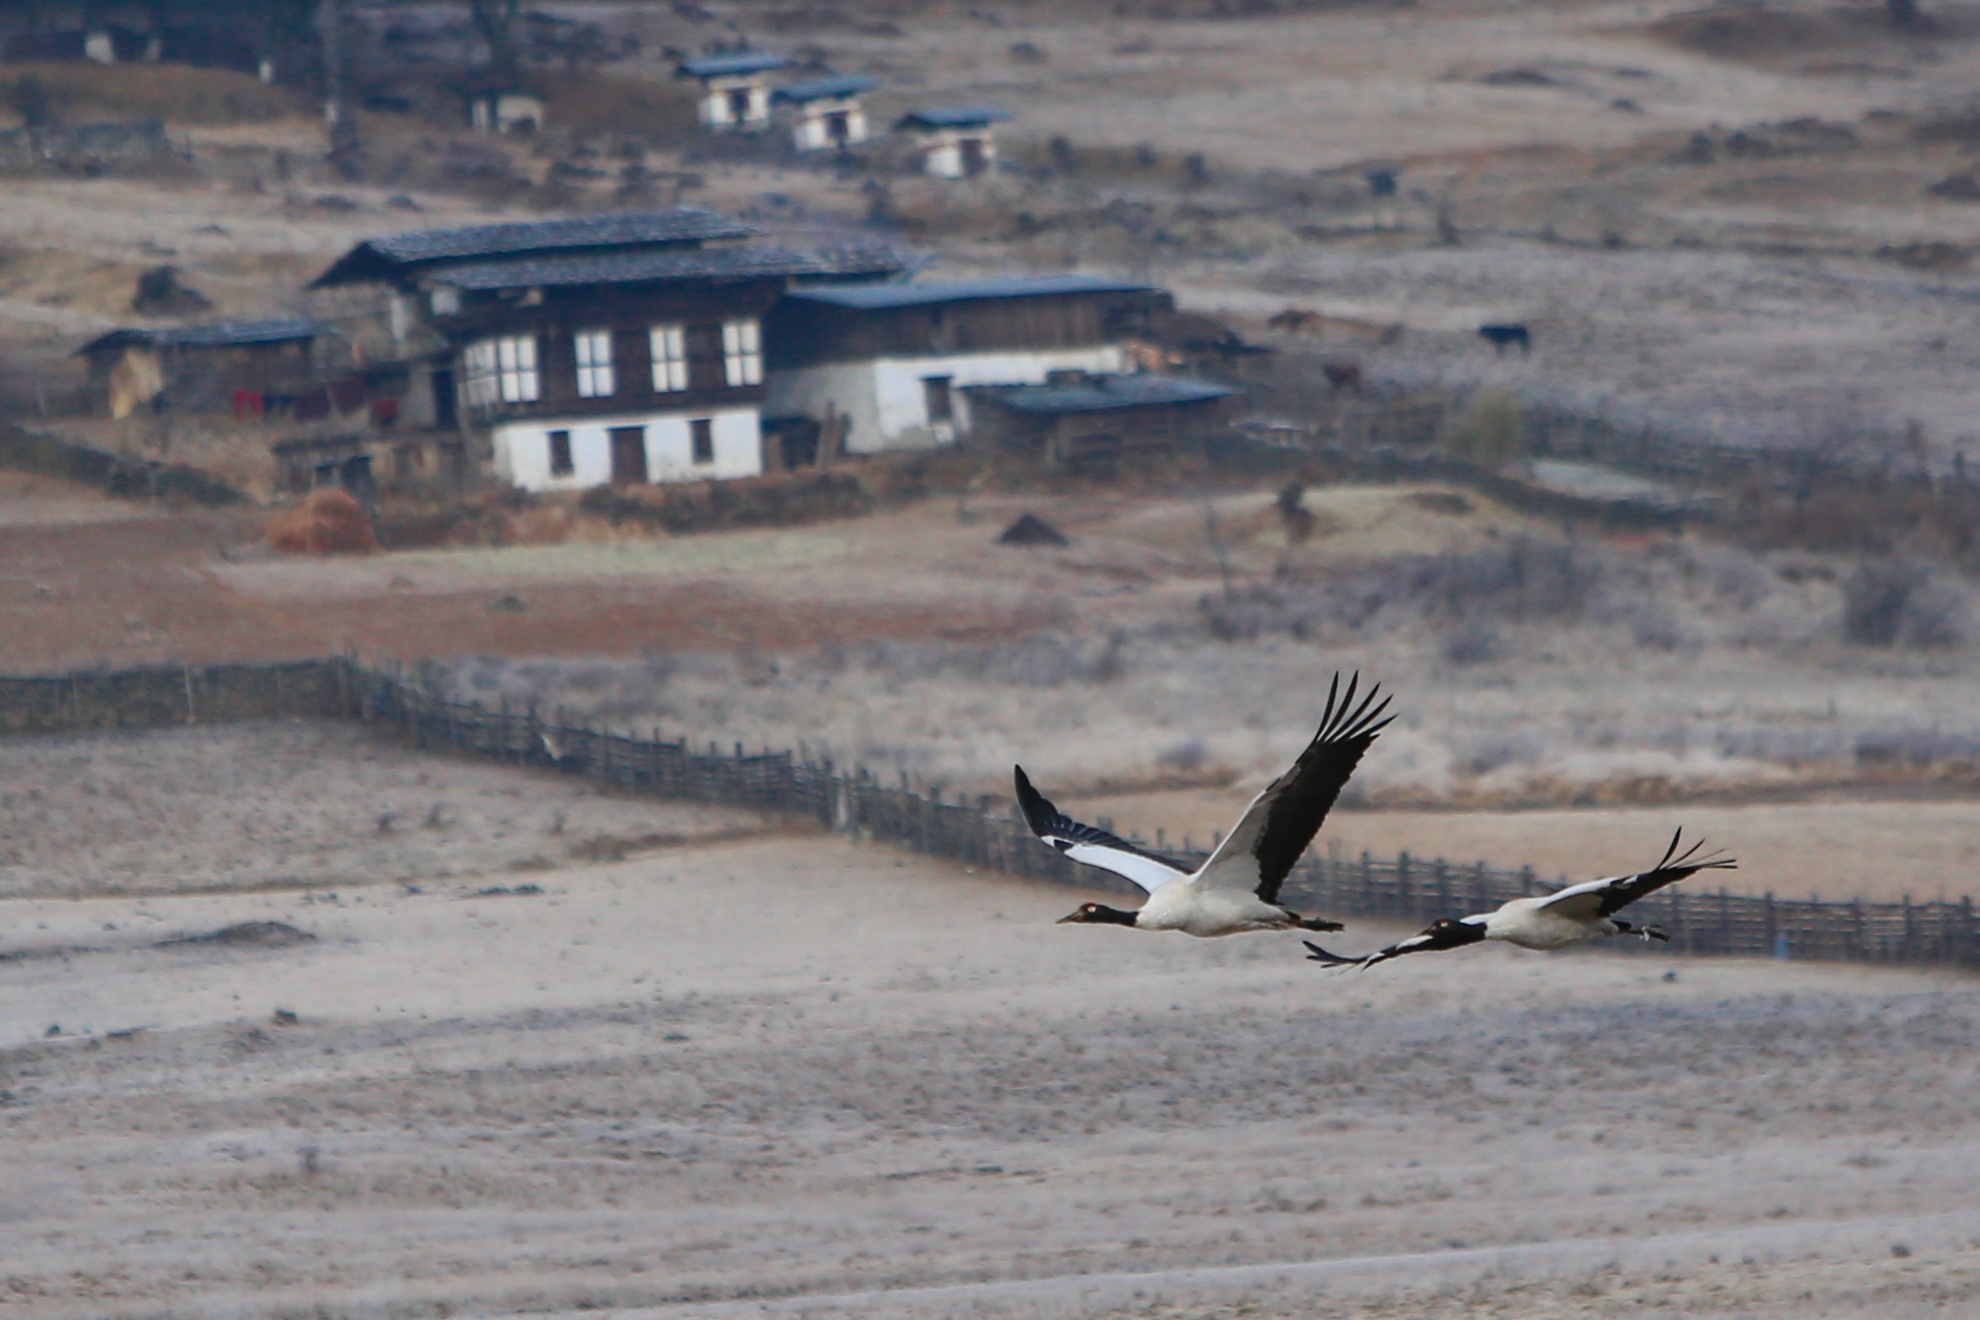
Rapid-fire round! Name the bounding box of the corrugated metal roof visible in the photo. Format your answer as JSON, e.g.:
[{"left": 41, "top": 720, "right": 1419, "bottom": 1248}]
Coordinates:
[
  {"left": 312, "top": 210, "right": 758, "bottom": 286},
  {"left": 979, "top": 374, "right": 1238, "bottom": 415},
  {"left": 77, "top": 317, "right": 327, "bottom": 355},
  {"left": 896, "top": 105, "right": 1011, "bottom": 129},
  {"left": 784, "top": 274, "right": 1156, "bottom": 311},
  {"left": 676, "top": 51, "right": 786, "bottom": 77},
  {"left": 773, "top": 75, "right": 880, "bottom": 104},
  {"left": 432, "top": 243, "right": 906, "bottom": 292}
]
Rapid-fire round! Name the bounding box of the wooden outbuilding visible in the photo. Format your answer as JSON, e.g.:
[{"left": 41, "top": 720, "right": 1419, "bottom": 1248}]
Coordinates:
[
  {"left": 75, "top": 318, "right": 331, "bottom": 419},
  {"left": 964, "top": 372, "right": 1238, "bottom": 475}
]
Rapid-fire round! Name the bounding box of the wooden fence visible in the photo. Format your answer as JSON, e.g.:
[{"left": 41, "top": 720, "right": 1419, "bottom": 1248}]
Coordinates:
[{"left": 3, "top": 655, "right": 1977, "bottom": 971}]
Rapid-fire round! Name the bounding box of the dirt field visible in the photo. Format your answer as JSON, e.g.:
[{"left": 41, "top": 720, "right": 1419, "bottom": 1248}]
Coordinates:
[
  {"left": 0, "top": 720, "right": 768, "bottom": 899},
  {"left": 2, "top": 723, "right": 1977, "bottom": 1320}
]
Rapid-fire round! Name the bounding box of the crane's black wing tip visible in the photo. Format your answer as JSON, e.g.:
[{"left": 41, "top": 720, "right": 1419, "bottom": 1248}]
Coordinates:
[
  {"left": 1302, "top": 939, "right": 1363, "bottom": 966},
  {"left": 1013, "top": 765, "right": 1057, "bottom": 835}
]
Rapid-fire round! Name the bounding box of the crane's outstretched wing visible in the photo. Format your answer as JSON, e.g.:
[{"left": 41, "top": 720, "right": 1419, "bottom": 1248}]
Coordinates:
[
  {"left": 1014, "top": 766, "right": 1192, "bottom": 895},
  {"left": 1302, "top": 916, "right": 1487, "bottom": 970},
  {"left": 1535, "top": 831, "right": 1736, "bottom": 921},
  {"left": 1192, "top": 672, "right": 1394, "bottom": 904}
]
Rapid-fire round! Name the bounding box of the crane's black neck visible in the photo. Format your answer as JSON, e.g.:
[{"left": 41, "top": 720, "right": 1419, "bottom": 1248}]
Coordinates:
[{"left": 1088, "top": 905, "right": 1140, "bottom": 926}]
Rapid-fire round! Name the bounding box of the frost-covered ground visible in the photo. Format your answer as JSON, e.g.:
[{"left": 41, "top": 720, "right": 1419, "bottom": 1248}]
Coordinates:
[{"left": 437, "top": 513, "right": 1980, "bottom": 808}]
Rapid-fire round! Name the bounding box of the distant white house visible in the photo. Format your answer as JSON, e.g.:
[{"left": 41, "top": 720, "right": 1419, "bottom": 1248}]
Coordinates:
[
  {"left": 762, "top": 275, "right": 1169, "bottom": 454},
  {"left": 772, "top": 75, "right": 879, "bottom": 152},
  {"left": 469, "top": 92, "right": 545, "bottom": 135},
  {"left": 894, "top": 105, "right": 1010, "bottom": 179},
  {"left": 676, "top": 51, "right": 786, "bottom": 132}
]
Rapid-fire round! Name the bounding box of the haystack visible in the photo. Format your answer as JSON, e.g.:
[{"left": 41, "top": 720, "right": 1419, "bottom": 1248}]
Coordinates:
[
  {"left": 997, "top": 512, "right": 1069, "bottom": 546},
  {"left": 267, "top": 488, "right": 375, "bottom": 556}
]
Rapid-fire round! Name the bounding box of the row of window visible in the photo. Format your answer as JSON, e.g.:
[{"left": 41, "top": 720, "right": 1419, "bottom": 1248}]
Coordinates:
[
  {"left": 545, "top": 421, "right": 716, "bottom": 479},
  {"left": 464, "top": 321, "right": 762, "bottom": 410}
]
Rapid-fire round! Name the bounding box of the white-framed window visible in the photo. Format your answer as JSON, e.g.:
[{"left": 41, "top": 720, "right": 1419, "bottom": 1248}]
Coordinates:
[
  {"left": 650, "top": 325, "right": 687, "bottom": 392},
  {"left": 575, "top": 329, "right": 615, "bottom": 398},
  {"left": 463, "top": 340, "right": 499, "bottom": 411},
  {"left": 465, "top": 335, "right": 538, "bottom": 410},
  {"left": 722, "top": 318, "right": 762, "bottom": 386},
  {"left": 496, "top": 335, "right": 538, "bottom": 402}
]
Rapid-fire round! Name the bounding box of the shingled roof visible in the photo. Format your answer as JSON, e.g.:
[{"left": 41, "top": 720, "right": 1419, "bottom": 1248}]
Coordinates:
[
  {"left": 311, "top": 209, "right": 759, "bottom": 288},
  {"left": 676, "top": 51, "right": 786, "bottom": 78},
  {"left": 76, "top": 317, "right": 328, "bottom": 356},
  {"left": 429, "top": 243, "right": 907, "bottom": 293},
  {"left": 773, "top": 75, "right": 881, "bottom": 104},
  {"left": 786, "top": 274, "right": 1155, "bottom": 312},
  {"left": 895, "top": 105, "right": 1012, "bottom": 131},
  {"left": 974, "top": 374, "right": 1237, "bottom": 415}
]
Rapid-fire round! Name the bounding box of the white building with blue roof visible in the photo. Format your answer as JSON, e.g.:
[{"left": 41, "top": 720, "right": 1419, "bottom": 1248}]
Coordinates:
[
  {"left": 676, "top": 51, "right": 787, "bottom": 131},
  {"left": 773, "top": 75, "right": 880, "bottom": 152},
  {"left": 894, "top": 105, "right": 1011, "bottom": 178},
  {"left": 761, "top": 275, "right": 1171, "bottom": 454}
]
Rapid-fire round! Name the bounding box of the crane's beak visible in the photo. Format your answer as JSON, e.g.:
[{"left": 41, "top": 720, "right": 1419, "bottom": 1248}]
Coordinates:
[{"left": 1056, "top": 911, "right": 1082, "bottom": 924}]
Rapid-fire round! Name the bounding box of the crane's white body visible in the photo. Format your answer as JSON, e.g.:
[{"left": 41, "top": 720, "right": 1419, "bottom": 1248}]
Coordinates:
[
  {"left": 1020, "top": 673, "right": 1394, "bottom": 939},
  {"left": 1133, "top": 878, "right": 1304, "bottom": 937},
  {"left": 1477, "top": 898, "right": 1626, "bottom": 951},
  {"left": 1304, "top": 834, "right": 1734, "bottom": 971}
]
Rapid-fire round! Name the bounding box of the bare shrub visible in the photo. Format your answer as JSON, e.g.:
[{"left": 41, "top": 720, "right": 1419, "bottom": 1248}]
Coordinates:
[
  {"left": 1155, "top": 738, "right": 1209, "bottom": 772},
  {"left": 1439, "top": 620, "right": 1504, "bottom": 666},
  {"left": 1449, "top": 389, "right": 1523, "bottom": 467},
  {"left": 1842, "top": 559, "right": 1970, "bottom": 648}
]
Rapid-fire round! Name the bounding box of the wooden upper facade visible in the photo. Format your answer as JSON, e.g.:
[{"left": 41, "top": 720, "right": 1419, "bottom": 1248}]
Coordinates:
[
  {"left": 449, "top": 281, "right": 780, "bottom": 423},
  {"left": 765, "top": 277, "right": 1171, "bottom": 368}
]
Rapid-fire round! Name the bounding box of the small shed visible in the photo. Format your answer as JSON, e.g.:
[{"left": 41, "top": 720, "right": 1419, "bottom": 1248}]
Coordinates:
[
  {"left": 772, "top": 75, "right": 880, "bottom": 152},
  {"left": 895, "top": 105, "right": 1010, "bottom": 178},
  {"left": 966, "top": 372, "right": 1238, "bottom": 475},
  {"left": 75, "top": 317, "right": 330, "bottom": 419},
  {"left": 469, "top": 91, "right": 545, "bottom": 135},
  {"left": 676, "top": 51, "right": 786, "bottom": 131}
]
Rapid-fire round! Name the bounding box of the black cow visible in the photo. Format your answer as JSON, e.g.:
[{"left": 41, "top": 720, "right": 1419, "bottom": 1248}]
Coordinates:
[{"left": 1479, "top": 324, "right": 1531, "bottom": 355}]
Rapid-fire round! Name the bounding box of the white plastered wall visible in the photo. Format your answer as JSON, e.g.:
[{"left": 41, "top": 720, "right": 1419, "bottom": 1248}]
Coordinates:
[
  {"left": 766, "top": 345, "right": 1127, "bottom": 454},
  {"left": 792, "top": 100, "right": 869, "bottom": 151},
  {"left": 919, "top": 129, "right": 997, "bottom": 179},
  {"left": 493, "top": 408, "right": 764, "bottom": 491},
  {"left": 699, "top": 78, "right": 771, "bottom": 129}
]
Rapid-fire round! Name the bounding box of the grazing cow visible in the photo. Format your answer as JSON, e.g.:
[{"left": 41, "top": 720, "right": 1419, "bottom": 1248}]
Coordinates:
[
  {"left": 1321, "top": 361, "right": 1363, "bottom": 393},
  {"left": 1478, "top": 323, "right": 1531, "bottom": 355}
]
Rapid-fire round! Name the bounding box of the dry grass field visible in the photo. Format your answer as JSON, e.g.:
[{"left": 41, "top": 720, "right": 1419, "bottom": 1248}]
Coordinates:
[
  {"left": 2, "top": 723, "right": 1978, "bottom": 1320},
  {"left": 13, "top": 467, "right": 1980, "bottom": 902}
]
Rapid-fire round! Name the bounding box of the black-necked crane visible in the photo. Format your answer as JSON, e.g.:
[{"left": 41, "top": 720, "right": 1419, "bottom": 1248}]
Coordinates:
[
  {"left": 1302, "top": 831, "right": 1735, "bottom": 969},
  {"left": 1016, "top": 672, "right": 1393, "bottom": 937}
]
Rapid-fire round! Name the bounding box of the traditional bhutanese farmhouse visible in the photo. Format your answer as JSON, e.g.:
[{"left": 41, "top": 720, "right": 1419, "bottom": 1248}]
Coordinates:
[
  {"left": 772, "top": 75, "right": 879, "bottom": 152},
  {"left": 75, "top": 318, "right": 333, "bottom": 419},
  {"left": 309, "top": 209, "right": 903, "bottom": 493},
  {"left": 966, "top": 373, "right": 1239, "bottom": 475},
  {"left": 895, "top": 106, "right": 1010, "bottom": 178},
  {"left": 676, "top": 51, "right": 786, "bottom": 132},
  {"left": 761, "top": 275, "right": 1170, "bottom": 455}
]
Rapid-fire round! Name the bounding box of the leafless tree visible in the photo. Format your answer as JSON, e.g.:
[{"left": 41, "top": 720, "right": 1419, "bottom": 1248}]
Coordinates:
[{"left": 468, "top": 0, "right": 524, "bottom": 85}]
